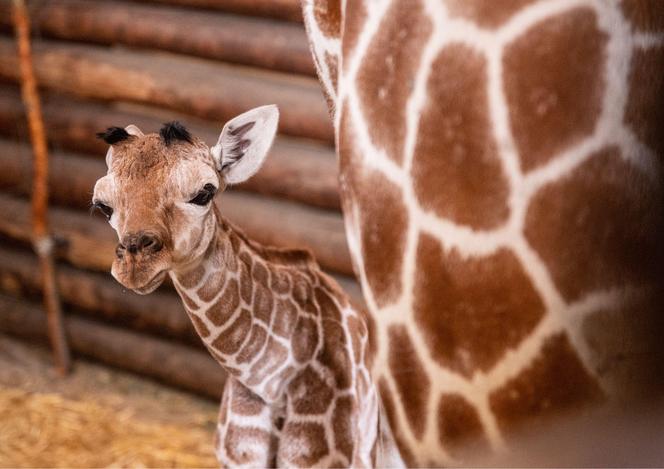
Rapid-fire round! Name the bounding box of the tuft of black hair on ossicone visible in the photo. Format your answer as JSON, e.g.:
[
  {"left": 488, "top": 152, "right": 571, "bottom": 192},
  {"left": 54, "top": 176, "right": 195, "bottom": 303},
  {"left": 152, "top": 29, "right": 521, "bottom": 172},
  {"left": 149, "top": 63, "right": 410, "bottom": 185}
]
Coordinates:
[
  {"left": 96, "top": 127, "right": 131, "bottom": 144},
  {"left": 160, "top": 121, "right": 192, "bottom": 146}
]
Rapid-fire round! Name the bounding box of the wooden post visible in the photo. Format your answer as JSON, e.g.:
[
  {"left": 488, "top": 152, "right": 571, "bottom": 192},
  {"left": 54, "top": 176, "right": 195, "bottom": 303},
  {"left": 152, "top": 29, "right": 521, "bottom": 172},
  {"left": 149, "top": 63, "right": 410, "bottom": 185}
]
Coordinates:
[{"left": 12, "top": 0, "right": 70, "bottom": 375}]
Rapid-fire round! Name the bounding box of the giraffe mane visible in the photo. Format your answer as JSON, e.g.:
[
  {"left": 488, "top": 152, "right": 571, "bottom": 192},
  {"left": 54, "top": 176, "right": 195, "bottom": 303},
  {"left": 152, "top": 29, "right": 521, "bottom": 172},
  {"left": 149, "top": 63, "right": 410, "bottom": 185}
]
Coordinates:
[{"left": 218, "top": 212, "right": 315, "bottom": 268}]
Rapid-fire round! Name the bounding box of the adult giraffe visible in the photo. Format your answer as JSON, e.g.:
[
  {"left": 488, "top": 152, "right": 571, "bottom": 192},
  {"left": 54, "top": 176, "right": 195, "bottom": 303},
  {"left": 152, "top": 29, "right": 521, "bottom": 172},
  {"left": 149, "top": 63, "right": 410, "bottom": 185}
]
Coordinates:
[{"left": 302, "top": 0, "right": 664, "bottom": 465}]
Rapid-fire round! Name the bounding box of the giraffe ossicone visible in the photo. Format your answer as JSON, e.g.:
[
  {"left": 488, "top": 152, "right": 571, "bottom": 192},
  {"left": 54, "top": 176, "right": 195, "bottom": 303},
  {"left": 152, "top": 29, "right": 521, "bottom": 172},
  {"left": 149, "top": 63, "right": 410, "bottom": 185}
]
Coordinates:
[{"left": 92, "top": 106, "right": 403, "bottom": 468}]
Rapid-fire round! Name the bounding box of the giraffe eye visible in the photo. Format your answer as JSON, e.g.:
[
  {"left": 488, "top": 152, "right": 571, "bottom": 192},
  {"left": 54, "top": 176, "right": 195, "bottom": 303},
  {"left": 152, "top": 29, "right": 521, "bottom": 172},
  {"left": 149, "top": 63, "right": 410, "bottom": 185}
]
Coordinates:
[
  {"left": 189, "top": 183, "right": 217, "bottom": 206},
  {"left": 93, "top": 201, "right": 113, "bottom": 219}
]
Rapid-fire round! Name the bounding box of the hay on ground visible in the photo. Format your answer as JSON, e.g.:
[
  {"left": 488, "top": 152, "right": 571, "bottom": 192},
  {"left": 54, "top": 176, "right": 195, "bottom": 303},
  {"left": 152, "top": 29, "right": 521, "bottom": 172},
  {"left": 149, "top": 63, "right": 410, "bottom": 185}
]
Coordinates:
[{"left": 0, "top": 386, "right": 218, "bottom": 468}]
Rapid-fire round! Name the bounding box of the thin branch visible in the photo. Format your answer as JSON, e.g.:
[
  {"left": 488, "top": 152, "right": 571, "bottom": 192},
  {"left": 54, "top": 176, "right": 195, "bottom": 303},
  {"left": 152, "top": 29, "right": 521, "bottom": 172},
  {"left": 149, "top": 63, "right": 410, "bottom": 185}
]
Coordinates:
[{"left": 12, "top": 0, "right": 71, "bottom": 375}]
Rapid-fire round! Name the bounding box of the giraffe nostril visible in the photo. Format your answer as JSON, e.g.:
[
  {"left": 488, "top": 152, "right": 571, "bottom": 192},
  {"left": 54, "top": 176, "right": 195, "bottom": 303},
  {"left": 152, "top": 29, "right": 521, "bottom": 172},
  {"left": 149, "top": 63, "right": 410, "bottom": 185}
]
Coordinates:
[
  {"left": 121, "top": 233, "right": 163, "bottom": 255},
  {"left": 138, "top": 233, "right": 163, "bottom": 253}
]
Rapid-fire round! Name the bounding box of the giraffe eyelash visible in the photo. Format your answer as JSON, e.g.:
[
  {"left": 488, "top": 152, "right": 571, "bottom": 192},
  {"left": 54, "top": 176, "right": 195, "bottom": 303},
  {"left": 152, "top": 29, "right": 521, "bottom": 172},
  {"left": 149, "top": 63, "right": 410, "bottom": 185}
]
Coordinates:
[{"left": 188, "top": 183, "right": 217, "bottom": 205}]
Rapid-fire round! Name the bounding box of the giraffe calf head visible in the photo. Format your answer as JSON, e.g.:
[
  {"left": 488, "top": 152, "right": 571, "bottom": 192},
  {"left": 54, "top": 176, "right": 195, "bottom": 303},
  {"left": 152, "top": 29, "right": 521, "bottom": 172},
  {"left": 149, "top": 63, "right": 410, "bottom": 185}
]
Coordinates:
[{"left": 92, "top": 105, "right": 279, "bottom": 294}]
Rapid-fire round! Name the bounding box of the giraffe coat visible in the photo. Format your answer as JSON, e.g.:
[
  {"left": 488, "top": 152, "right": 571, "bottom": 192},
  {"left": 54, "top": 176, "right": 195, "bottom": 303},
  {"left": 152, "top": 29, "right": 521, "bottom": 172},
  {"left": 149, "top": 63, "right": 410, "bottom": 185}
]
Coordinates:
[{"left": 303, "top": 0, "right": 664, "bottom": 465}]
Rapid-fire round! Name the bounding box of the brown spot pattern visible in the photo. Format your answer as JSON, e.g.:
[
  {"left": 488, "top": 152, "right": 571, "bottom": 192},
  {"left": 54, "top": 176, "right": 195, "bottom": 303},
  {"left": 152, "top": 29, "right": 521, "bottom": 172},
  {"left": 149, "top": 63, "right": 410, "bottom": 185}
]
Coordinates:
[
  {"left": 247, "top": 337, "right": 288, "bottom": 386},
  {"left": 270, "top": 269, "right": 291, "bottom": 294},
  {"left": 332, "top": 396, "right": 355, "bottom": 462},
  {"left": 253, "top": 262, "right": 269, "bottom": 287},
  {"left": 525, "top": 147, "right": 663, "bottom": 302},
  {"left": 625, "top": 46, "right": 664, "bottom": 157},
  {"left": 621, "top": 0, "right": 664, "bottom": 32},
  {"left": 226, "top": 235, "right": 240, "bottom": 273},
  {"left": 341, "top": 0, "right": 367, "bottom": 68},
  {"left": 319, "top": 318, "right": 352, "bottom": 389},
  {"left": 212, "top": 309, "right": 251, "bottom": 355},
  {"left": 324, "top": 51, "right": 338, "bottom": 93},
  {"left": 178, "top": 289, "right": 199, "bottom": 311},
  {"left": 357, "top": 170, "right": 408, "bottom": 307},
  {"left": 313, "top": 286, "right": 335, "bottom": 314},
  {"left": 347, "top": 315, "right": 363, "bottom": 364},
  {"left": 231, "top": 382, "right": 266, "bottom": 416},
  {"left": 207, "top": 278, "right": 240, "bottom": 326},
  {"left": 292, "top": 273, "right": 312, "bottom": 308},
  {"left": 437, "top": 393, "right": 489, "bottom": 457},
  {"left": 178, "top": 264, "right": 204, "bottom": 288},
  {"left": 188, "top": 313, "right": 210, "bottom": 338},
  {"left": 253, "top": 283, "right": 273, "bottom": 324},
  {"left": 313, "top": 0, "right": 341, "bottom": 38},
  {"left": 504, "top": 8, "right": 607, "bottom": 171},
  {"left": 357, "top": 0, "right": 432, "bottom": 165},
  {"left": 292, "top": 316, "right": 319, "bottom": 363},
  {"left": 444, "top": 0, "right": 535, "bottom": 28},
  {"left": 239, "top": 258, "right": 253, "bottom": 304},
  {"left": 273, "top": 298, "right": 297, "bottom": 338},
  {"left": 363, "top": 309, "right": 378, "bottom": 370},
  {"left": 280, "top": 421, "right": 328, "bottom": 467},
  {"left": 414, "top": 233, "right": 545, "bottom": 377},
  {"left": 412, "top": 44, "right": 510, "bottom": 229},
  {"left": 197, "top": 269, "right": 225, "bottom": 302},
  {"left": 265, "top": 366, "right": 296, "bottom": 402},
  {"left": 236, "top": 324, "right": 267, "bottom": 364},
  {"left": 289, "top": 366, "right": 334, "bottom": 414},
  {"left": 388, "top": 325, "right": 430, "bottom": 440},
  {"left": 489, "top": 333, "right": 603, "bottom": 434}
]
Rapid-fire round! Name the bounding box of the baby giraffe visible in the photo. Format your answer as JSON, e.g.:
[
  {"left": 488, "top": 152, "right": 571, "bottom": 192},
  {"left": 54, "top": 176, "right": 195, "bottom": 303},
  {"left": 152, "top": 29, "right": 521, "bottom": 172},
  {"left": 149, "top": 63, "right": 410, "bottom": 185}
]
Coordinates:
[{"left": 92, "top": 106, "right": 401, "bottom": 468}]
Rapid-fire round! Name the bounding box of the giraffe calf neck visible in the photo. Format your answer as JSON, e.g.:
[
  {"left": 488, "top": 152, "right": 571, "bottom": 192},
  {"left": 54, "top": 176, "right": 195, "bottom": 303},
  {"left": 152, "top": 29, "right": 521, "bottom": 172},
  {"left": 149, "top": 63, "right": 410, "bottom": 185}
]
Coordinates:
[{"left": 170, "top": 206, "right": 394, "bottom": 467}]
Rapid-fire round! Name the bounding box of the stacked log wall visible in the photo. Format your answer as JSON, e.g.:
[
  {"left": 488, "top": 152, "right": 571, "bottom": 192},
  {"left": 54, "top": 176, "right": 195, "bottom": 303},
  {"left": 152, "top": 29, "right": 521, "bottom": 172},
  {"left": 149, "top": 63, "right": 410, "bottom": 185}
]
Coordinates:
[{"left": 0, "top": 1, "right": 356, "bottom": 399}]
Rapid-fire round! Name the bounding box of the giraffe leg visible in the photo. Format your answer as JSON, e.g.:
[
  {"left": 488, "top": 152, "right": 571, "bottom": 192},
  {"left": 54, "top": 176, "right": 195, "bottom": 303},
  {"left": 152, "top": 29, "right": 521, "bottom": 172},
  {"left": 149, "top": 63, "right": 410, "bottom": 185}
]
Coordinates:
[
  {"left": 276, "top": 411, "right": 331, "bottom": 468},
  {"left": 276, "top": 400, "right": 356, "bottom": 468},
  {"left": 215, "top": 378, "right": 276, "bottom": 468}
]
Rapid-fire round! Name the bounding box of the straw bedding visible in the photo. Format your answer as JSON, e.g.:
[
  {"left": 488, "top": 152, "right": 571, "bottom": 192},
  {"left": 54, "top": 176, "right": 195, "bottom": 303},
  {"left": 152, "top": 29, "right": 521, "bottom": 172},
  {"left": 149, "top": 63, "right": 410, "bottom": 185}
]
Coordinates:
[{"left": 0, "top": 386, "right": 218, "bottom": 468}]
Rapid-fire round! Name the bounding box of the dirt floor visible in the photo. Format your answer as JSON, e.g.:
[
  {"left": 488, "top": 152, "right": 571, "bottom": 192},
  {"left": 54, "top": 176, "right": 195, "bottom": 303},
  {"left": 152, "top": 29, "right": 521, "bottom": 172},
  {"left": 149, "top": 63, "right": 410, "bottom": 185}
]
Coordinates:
[{"left": 0, "top": 334, "right": 219, "bottom": 468}]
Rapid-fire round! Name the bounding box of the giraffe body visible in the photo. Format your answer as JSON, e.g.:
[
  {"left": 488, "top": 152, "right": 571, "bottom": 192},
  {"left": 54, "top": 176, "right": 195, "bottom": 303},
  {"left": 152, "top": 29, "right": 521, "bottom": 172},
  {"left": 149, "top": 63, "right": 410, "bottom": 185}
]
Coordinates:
[
  {"left": 92, "top": 107, "right": 402, "bottom": 467},
  {"left": 303, "top": 0, "right": 664, "bottom": 465}
]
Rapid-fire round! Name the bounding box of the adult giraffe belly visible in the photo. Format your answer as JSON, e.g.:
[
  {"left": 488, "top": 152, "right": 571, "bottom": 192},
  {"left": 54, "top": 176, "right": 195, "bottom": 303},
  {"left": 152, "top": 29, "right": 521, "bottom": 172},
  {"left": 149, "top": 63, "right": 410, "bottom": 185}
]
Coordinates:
[{"left": 330, "top": 0, "right": 664, "bottom": 465}]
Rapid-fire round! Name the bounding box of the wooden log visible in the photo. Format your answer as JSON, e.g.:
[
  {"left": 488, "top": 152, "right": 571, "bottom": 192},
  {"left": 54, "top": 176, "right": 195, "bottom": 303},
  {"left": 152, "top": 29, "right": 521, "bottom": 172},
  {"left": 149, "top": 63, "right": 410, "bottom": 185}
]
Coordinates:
[
  {"left": 0, "top": 0, "right": 315, "bottom": 76},
  {"left": 0, "top": 89, "right": 341, "bottom": 210},
  {"left": 0, "top": 293, "right": 225, "bottom": 398},
  {"left": 130, "top": 0, "right": 303, "bottom": 23},
  {"left": 0, "top": 245, "right": 200, "bottom": 345},
  {"left": 0, "top": 38, "right": 334, "bottom": 143},
  {"left": 0, "top": 140, "right": 104, "bottom": 209},
  {"left": 0, "top": 191, "right": 354, "bottom": 276},
  {"left": 0, "top": 194, "right": 115, "bottom": 272}
]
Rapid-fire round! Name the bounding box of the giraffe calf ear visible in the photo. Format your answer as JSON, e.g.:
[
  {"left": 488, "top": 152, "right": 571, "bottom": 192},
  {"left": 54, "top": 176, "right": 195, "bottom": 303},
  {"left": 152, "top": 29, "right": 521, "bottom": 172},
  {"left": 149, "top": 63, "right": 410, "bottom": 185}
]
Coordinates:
[{"left": 211, "top": 105, "right": 279, "bottom": 184}]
